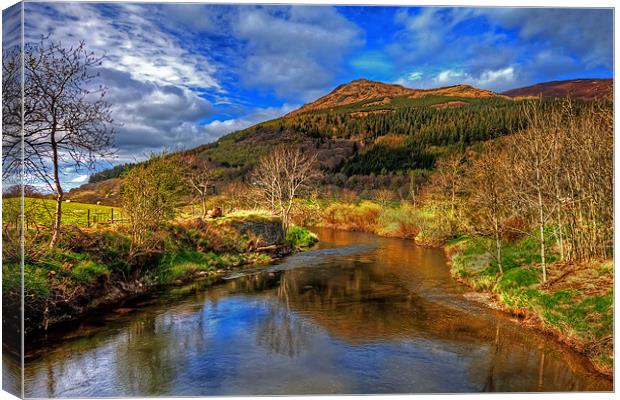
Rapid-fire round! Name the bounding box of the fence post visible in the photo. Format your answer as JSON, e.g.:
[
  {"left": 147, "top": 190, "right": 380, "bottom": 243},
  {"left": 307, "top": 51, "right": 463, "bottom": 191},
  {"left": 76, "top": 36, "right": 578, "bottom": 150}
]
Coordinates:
[
  {"left": 87, "top": 209, "right": 91, "bottom": 227},
  {"left": 111, "top": 208, "right": 114, "bottom": 223}
]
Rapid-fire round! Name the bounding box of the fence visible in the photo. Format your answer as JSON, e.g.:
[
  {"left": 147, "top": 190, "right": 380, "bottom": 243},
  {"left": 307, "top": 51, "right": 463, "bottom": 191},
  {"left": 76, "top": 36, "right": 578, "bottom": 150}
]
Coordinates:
[{"left": 1, "top": 198, "right": 129, "bottom": 230}]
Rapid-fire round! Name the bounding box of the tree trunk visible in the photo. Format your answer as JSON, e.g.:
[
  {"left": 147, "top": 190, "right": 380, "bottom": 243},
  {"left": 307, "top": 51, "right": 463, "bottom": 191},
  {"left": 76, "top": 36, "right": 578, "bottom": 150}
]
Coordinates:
[
  {"left": 200, "top": 196, "right": 207, "bottom": 219},
  {"left": 494, "top": 219, "right": 503, "bottom": 275},
  {"left": 556, "top": 205, "right": 565, "bottom": 261},
  {"left": 450, "top": 186, "right": 456, "bottom": 218},
  {"left": 537, "top": 193, "right": 547, "bottom": 283},
  {"left": 49, "top": 132, "right": 63, "bottom": 248},
  {"left": 535, "top": 163, "right": 547, "bottom": 283}
]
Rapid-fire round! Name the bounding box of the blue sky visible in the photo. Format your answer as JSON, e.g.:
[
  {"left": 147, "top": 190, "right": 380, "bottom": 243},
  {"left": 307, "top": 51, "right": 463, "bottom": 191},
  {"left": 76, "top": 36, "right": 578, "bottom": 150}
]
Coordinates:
[{"left": 9, "top": 3, "right": 614, "bottom": 186}]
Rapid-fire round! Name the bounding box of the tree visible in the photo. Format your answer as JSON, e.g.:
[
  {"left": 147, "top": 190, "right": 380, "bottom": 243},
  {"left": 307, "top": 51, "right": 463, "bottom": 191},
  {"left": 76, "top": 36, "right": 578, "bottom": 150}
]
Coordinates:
[
  {"left": 465, "top": 143, "right": 513, "bottom": 274},
  {"left": 251, "top": 147, "right": 322, "bottom": 233},
  {"left": 2, "top": 37, "right": 115, "bottom": 247},
  {"left": 506, "top": 105, "right": 562, "bottom": 283},
  {"left": 372, "top": 188, "right": 395, "bottom": 208},
  {"left": 180, "top": 154, "right": 212, "bottom": 218},
  {"left": 407, "top": 169, "right": 428, "bottom": 207},
  {"left": 121, "top": 153, "right": 182, "bottom": 255},
  {"left": 432, "top": 152, "right": 466, "bottom": 218}
]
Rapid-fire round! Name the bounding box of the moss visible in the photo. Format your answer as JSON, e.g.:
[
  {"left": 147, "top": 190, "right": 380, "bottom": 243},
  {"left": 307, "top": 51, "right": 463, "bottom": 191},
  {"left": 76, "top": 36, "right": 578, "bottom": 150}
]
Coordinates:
[
  {"left": 286, "top": 226, "right": 318, "bottom": 249},
  {"left": 156, "top": 250, "right": 219, "bottom": 284},
  {"left": 70, "top": 260, "right": 110, "bottom": 284}
]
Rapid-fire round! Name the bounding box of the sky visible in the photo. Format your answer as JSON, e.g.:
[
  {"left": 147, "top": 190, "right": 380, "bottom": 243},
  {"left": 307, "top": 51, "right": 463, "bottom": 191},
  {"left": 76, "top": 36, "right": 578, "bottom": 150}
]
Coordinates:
[{"left": 3, "top": 3, "right": 614, "bottom": 187}]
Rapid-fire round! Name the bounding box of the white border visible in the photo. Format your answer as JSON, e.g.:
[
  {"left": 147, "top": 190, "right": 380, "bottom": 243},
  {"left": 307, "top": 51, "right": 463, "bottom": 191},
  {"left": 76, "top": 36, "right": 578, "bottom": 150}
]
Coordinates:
[{"left": 0, "top": 1, "right": 616, "bottom": 400}]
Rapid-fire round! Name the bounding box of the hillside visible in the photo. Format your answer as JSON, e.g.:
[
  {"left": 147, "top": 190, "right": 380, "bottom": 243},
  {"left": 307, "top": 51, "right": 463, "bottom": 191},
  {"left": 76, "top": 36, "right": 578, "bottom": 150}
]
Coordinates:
[
  {"left": 66, "top": 178, "right": 122, "bottom": 205},
  {"left": 194, "top": 79, "right": 522, "bottom": 176},
  {"left": 502, "top": 78, "right": 612, "bottom": 99},
  {"left": 290, "top": 79, "right": 504, "bottom": 115},
  {"left": 71, "top": 78, "right": 608, "bottom": 204}
]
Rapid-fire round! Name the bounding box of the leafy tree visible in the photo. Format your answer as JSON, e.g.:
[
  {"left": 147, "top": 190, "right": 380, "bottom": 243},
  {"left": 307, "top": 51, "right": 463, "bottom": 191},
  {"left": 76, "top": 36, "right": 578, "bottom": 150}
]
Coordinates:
[{"left": 121, "top": 153, "right": 182, "bottom": 254}]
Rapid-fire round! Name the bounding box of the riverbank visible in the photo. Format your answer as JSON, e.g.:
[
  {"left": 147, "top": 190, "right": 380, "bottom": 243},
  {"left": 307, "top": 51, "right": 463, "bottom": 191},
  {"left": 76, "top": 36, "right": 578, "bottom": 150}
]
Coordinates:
[
  {"left": 14, "top": 227, "right": 612, "bottom": 396},
  {"left": 2, "top": 212, "right": 317, "bottom": 342},
  {"left": 309, "top": 200, "right": 613, "bottom": 377},
  {"left": 314, "top": 200, "right": 450, "bottom": 246},
  {"left": 446, "top": 235, "right": 613, "bottom": 377}
]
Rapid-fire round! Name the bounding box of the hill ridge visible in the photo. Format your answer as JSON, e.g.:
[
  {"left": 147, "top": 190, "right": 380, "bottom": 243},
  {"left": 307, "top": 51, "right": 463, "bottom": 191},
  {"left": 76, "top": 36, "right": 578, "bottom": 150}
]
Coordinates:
[
  {"left": 502, "top": 78, "right": 612, "bottom": 99},
  {"left": 289, "top": 78, "right": 503, "bottom": 116}
]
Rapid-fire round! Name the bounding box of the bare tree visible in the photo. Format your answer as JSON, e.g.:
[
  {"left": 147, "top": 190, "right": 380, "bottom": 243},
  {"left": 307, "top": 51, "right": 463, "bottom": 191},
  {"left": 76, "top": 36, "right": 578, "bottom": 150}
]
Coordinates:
[
  {"left": 251, "top": 147, "right": 322, "bottom": 233},
  {"left": 372, "top": 188, "right": 395, "bottom": 208},
  {"left": 432, "top": 152, "right": 466, "bottom": 218},
  {"left": 552, "top": 100, "right": 612, "bottom": 261},
  {"left": 2, "top": 47, "right": 22, "bottom": 186},
  {"left": 506, "top": 103, "right": 567, "bottom": 282},
  {"left": 180, "top": 154, "right": 212, "bottom": 218},
  {"left": 407, "top": 170, "right": 426, "bottom": 208},
  {"left": 465, "top": 143, "right": 513, "bottom": 274},
  {"left": 3, "top": 37, "right": 115, "bottom": 247}
]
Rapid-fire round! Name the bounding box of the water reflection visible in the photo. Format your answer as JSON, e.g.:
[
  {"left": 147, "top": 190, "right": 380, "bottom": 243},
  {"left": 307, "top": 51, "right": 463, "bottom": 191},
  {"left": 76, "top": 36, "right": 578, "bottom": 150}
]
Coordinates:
[{"left": 17, "top": 228, "right": 612, "bottom": 396}]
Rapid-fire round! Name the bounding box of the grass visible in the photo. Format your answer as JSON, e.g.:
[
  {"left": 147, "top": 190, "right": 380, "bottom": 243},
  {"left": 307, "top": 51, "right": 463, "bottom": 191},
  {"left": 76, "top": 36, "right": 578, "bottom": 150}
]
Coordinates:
[
  {"left": 286, "top": 226, "right": 318, "bottom": 249},
  {"left": 448, "top": 232, "right": 613, "bottom": 372},
  {"left": 156, "top": 250, "right": 220, "bottom": 284},
  {"left": 318, "top": 200, "right": 454, "bottom": 245},
  {"left": 376, "top": 204, "right": 419, "bottom": 238},
  {"left": 3, "top": 197, "right": 121, "bottom": 228}
]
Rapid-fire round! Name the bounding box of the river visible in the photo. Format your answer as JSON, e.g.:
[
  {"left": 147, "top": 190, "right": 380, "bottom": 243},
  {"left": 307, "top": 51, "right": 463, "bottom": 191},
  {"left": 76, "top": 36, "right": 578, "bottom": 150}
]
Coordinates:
[{"left": 5, "top": 228, "right": 612, "bottom": 396}]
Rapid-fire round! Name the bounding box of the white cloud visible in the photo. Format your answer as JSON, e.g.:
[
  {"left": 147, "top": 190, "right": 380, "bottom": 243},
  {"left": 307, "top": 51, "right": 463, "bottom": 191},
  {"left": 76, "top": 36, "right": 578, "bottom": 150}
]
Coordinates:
[
  {"left": 233, "top": 6, "right": 363, "bottom": 101},
  {"left": 203, "top": 104, "right": 298, "bottom": 139},
  {"left": 389, "top": 7, "right": 612, "bottom": 92},
  {"left": 24, "top": 3, "right": 221, "bottom": 90},
  {"left": 480, "top": 8, "right": 612, "bottom": 69},
  {"left": 22, "top": 3, "right": 225, "bottom": 169},
  {"left": 407, "top": 71, "right": 423, "bottom": 81},
  {"left": 2, "top": 4, "right": 21, "bottom": 50},
  {"left": 71, "top": 175, "right": 89, "bottom": 184},
  {"left": 433, "top": 67, "right": 517, "bottom": 91},
  {"left": 396, "top": 66, "right": 519, "bottom": 92}
]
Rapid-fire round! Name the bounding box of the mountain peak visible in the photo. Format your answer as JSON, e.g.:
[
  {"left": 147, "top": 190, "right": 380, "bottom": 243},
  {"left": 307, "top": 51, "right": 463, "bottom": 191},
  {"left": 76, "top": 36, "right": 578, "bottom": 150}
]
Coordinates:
[
  {"left": 288, "top": 79, "right": 502, "bottom": 116},
  {"left": 288, "top": 79, "right": 414, "bottom": 115}
]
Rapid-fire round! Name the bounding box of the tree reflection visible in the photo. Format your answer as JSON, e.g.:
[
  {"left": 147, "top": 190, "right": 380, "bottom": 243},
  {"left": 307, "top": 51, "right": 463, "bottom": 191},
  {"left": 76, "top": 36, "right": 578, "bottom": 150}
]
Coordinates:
[
  {"left": 113, "top": 309, "right": 209, "bottom": 395},
  {"left": 256, "top": 274, "right": 311, "bottom": 358}
]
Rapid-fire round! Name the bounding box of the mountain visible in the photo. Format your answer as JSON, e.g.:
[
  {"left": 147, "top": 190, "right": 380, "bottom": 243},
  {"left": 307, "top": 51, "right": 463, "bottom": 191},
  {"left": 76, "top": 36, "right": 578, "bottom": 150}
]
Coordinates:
[
  {"left": 290, "top": 78, "right": 503, "bottom": 115},
  {"left": 187, "top": 79, "right": 522, "bottom": 178},
  {"left": 502, "top": 78, "right": 612, "bottom": 99},
  {"left": 70, "top": 78, "right": 606, "bottom": 204}
]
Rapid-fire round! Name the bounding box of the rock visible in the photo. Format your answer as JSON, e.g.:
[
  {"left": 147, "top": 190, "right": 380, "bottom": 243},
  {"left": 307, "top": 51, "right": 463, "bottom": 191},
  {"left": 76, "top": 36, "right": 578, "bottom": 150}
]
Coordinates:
[{"left": 207, "top": 207, "right": 222, "bottom": 219}]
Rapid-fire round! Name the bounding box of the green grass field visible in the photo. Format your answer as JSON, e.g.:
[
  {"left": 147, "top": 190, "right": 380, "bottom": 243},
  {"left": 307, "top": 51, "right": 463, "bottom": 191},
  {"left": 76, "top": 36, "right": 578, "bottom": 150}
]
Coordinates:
[{"left": 3, "top": 197, "right": 122, "bottom": 228}]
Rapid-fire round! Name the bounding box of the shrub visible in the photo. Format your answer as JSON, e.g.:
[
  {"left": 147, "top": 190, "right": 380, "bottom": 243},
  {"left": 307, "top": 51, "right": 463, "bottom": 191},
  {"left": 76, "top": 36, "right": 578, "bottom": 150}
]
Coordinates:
[
  {"left": 286, "top": 226, "right": 318, "bottom": 249},
  {"left": 376, "top": 204, "right": 419, "bottom": 238},
  {"left": 412, "top": 209, "right": 455, "bottom": 245},
  {"left": 322, "top": 201, "right": 380, "bottom": 232}
]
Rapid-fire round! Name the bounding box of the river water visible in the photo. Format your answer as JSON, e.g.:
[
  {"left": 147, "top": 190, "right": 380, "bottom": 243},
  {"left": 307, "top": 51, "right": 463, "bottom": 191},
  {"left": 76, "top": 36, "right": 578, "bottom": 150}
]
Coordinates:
[{"left": 8, "top": 228, "right": 612, "bottom": 396}]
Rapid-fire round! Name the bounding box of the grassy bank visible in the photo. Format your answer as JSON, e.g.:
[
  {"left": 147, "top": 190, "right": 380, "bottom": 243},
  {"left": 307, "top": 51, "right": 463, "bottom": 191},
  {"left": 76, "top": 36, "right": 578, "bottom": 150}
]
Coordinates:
[
  {"left": 315, "top": 200, "right": 453, "bottom": 245},
  {"left": 447, "top": 234, "right": 613, "bottom": 376},
  {"left": 311, "top": 199, "right": 613, "bottom": 376},
  {"left": 3, "top": 197, "right": 121, "bottom": 227},
  {"left": 2, "top": 211, "right": 316, "bottom": 337}
]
